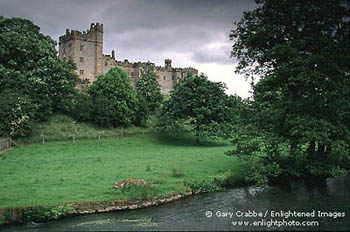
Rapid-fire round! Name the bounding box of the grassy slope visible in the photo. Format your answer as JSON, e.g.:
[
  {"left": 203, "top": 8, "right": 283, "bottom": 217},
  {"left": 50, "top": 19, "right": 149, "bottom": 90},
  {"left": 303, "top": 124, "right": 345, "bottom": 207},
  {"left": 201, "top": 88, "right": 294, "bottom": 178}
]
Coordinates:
[
  {"left": 16, "top": 114, "right": 151, "bottom": 144},
  {"left": 0, "top": 132, "right": 242, "bottom": 208}
]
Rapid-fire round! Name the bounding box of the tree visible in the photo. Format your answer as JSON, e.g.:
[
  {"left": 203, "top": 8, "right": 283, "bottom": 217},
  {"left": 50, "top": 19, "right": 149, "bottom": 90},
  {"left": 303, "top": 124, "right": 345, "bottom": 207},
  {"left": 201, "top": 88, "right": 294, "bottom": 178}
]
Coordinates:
[
  {"left": 229, "top": 0, "right": 350, "bottom": 182},
  {"left": 159, "top": 75, "right": 239, "bottom": 139},
  {"left": 0, "top": 16, "right": 79, "bottom": 121},
  {"left": 135, "top": 62, "right": 163, "bottom": 112},
  {"left": 0, "top": 91, "right": 36, "bottom": 138},
  {"left": 71, "top": 89, "right": 93, "bottom": 122},
  {"left": 88, "top": 67, "right": 141, "bottom": 127}
]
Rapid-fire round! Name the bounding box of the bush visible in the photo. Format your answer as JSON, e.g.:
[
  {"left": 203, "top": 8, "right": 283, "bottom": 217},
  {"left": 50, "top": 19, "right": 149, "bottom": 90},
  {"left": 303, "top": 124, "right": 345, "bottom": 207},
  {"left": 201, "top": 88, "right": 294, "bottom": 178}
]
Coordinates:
[
  {"left": 0, "top": 91, "right": 36, "bottom": 138},
  {"left": 116, "top": 185, "right": 158, "bottom": 201},
  {"left": 210, "top": 170, "right": 248, "bottom": 188},
  {"left": 1, "top": 205, "right": 75, "bottom": 225},
  {"left": 171, "top": 168, "right": 184, "bottom": 178},
  {"left": 71, "top": 90, "right": 93, "bottom": 122},
  {"left": 184, "top": 179, "right": 221, "bottom": 193}
]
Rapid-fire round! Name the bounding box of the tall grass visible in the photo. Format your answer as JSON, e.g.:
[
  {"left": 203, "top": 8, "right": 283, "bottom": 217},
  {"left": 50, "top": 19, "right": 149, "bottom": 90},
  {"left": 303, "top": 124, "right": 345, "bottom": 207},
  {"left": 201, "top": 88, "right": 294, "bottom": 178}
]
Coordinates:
[{"left": 16, "top": 114, "right": 151, "bottom": 144}]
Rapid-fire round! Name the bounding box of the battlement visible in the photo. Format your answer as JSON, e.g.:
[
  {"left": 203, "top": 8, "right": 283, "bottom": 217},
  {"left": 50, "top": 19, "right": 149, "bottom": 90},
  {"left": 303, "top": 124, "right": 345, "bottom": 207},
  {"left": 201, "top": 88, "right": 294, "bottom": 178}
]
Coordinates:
[
  {"left": 59, "top": 23, "right": 198, "bottom": 94},
  {"left": 59, "top": 23, "right": 103, "bottom": 43}
]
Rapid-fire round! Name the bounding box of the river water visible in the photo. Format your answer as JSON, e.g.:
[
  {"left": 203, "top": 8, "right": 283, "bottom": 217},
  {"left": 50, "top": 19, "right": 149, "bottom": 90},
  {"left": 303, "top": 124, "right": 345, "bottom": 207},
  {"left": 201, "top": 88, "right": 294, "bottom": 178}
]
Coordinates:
[{"left": 3, "top": 175, "right": 350, "bottom": 231}]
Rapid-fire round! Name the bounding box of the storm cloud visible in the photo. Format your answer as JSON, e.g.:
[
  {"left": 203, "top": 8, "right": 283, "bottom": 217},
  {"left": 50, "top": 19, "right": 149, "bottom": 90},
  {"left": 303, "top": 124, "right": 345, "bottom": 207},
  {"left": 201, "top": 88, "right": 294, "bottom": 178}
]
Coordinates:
[{"left": 0, "top": 0, "right": 257, "bottom": 97}]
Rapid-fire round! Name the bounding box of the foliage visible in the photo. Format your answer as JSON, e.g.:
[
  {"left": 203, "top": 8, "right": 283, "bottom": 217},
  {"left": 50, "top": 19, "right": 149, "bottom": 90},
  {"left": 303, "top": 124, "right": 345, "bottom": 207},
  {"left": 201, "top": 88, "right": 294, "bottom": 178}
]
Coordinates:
[
  {"left": 88, "top": 67, "right": 142, "bottom": 127},
  {"left": 183, "top": 179, "right": 221, "bottom": 193},
  {"left": 14, "top": 114, "right": 152, "bottom": 144},
  {"left": 158, "top": 75, "right": 240, "bottom": 139},
  {"left": 71, "top": 89, "right": 93, "bottom": 122},
  {"left": 22, "top": 205, "right": 74, "bottom": 222},
  {"left": 0, "top": 91, "right": 36, "bottom": 138},
  {"left": 230, "top": 0, "right": 350, "bottom": 182},
  {"left": 0, "top": 16, "right": 79, "bottom": 123},
  {"left": 1, "top": 205, "right": 75, "bottom": 225},
  {"left": 136, "top": 62, "right": 163, "bottom": 112},
  {"left": 210, "top": 169, "right": 249, "bottom": 188},
  {"left": 171, "top": 168, "right": 184, "bottom": 178}
]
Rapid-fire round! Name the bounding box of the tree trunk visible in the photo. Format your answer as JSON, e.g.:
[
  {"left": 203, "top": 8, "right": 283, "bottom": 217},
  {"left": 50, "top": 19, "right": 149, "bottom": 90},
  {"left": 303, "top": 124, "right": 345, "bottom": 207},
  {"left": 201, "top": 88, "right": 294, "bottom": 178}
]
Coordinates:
[
  {"left": 306, "top": 141, "right": 315, "bottom": 158},
  {"left": 290, "top": 141, "right": 298, "bottom": 164},
  {"left": 317, "top": 142, "right": 326, "bottom": 161}
]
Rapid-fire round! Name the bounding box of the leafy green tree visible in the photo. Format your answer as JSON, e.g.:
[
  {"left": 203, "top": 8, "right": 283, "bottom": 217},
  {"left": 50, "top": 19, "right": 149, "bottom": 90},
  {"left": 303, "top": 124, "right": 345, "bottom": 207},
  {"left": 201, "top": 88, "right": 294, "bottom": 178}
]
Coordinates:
[
  {"left": 88, "top": 67, "right": 141, "bottom": 127},
  {"left": 0, "top": 16, "right": 79, "bottom": 121},
  {"left": 159, "top": 75, "right": 239, "bottom": 139},
  {"left": 229, "top": 0, "right": 350, "bottom": 182},
  {"left": 135, "top": 62, "right": 163, "bottom": 112},
  {"left": 71, "top": 89, "right": 93, "bottom": 122},
  {"left": 0, "top": 91, "right": 36, "bottom": 138}
]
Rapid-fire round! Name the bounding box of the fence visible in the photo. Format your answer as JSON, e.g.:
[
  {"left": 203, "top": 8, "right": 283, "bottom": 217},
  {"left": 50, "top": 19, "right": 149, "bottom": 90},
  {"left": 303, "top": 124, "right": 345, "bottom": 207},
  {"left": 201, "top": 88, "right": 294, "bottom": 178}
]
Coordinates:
[
  {"left": 0, "top": 137, "right": 11, "bottom": 153},
  {"left": 15, "top": 129, "right": 152, "bottom": 145}
]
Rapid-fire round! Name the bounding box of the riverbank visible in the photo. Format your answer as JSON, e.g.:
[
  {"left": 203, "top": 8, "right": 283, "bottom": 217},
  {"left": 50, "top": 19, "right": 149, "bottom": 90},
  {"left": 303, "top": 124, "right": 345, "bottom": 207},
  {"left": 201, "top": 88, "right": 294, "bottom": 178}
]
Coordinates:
[
  {"left": 0, "top": 190, "right": 199, "bottom": 226},
  {"left": 0, "top": 133, "right": 246, "bottom": 225}
]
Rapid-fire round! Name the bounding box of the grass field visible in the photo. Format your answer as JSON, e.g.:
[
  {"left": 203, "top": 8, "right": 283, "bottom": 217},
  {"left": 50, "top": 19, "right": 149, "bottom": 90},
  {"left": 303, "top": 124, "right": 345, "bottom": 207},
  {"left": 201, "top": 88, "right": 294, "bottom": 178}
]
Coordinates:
[
  {"left": 0, "top": 133, "right": 243, "bottom": 209},
  {"left": 15, "top": 114, "right": 152, "bottom": 144}
]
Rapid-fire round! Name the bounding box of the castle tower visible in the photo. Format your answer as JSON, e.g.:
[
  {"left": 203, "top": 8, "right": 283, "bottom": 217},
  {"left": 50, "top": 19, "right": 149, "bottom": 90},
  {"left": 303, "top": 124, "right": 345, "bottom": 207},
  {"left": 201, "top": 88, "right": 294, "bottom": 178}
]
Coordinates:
[
  {"left": 59, "top": 23, "right": 103, "bottom": 85},
  {"left": 164, "top": 59, "right": 172, "bottom": 69}
]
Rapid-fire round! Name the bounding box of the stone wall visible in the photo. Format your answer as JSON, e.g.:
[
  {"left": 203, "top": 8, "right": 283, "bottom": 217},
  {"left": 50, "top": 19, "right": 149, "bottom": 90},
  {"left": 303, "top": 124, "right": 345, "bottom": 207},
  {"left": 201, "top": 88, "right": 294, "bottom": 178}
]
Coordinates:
[
  {"left": 59, "top": 23, "right": 103, "bottom": 85},
  {"left": 59, "top": 23, "right": 198, "bottom": 93}
]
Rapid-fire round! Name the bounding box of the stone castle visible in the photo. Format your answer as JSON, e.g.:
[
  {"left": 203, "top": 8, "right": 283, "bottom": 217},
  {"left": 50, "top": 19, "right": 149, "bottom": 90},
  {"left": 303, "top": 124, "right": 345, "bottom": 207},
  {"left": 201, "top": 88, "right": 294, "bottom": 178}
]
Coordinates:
[{"left": 58, "top": 23, "right": 198, "bottom": 94}]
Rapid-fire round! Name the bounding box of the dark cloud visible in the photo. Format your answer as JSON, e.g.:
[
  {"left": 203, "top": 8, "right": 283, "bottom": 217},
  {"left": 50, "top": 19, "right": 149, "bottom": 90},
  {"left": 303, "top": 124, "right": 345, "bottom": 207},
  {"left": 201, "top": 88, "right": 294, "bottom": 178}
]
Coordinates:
[{"left": 0, "top": 0, "right": 256, "bottom": 65}]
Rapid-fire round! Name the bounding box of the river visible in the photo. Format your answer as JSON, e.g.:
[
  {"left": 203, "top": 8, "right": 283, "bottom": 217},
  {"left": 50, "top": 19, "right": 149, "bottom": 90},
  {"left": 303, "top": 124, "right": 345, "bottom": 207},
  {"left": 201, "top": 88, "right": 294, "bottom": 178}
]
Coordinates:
[{"left": 3, "top": 175, "right": 349, "bottom": 231}]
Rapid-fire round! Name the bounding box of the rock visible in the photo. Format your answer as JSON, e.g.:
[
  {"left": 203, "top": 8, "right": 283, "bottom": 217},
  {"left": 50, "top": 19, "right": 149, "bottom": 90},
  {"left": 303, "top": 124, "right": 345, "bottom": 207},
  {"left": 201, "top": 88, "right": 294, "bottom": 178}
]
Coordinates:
[
  {"left": 114, "top": 178, "right": 147, "bottom": 189},
  {"left": 128, "top": 204, "right": 139, "bottom": 210}
]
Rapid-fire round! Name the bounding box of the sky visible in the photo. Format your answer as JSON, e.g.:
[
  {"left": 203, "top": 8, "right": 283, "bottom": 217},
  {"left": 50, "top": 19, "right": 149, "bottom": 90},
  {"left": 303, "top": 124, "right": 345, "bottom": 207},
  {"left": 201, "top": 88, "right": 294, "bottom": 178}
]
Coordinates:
[{"left": 0, "top": 0, "right": 257, "bottom": 98}]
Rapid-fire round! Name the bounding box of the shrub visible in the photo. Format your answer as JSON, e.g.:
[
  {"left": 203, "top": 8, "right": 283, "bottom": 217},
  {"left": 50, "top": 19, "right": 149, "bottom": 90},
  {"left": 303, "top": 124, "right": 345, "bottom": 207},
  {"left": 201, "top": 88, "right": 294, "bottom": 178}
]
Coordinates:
[
  {"left": 71, "top": 90, "right": 93, "bottom": 122},
  {"left": 184, "top": 179, "right": 221, "bottom": 193},
  {"left": 1, "top": 205, "right": 75, "bottom": 225},
  {"left": 171, "top": 168, "right": 184, "bottom": 178},
  {"left": 0, "top": 91, "right": 36, "bottom": 138},
  {"left": 116, "top": 185, "right": 158, "bottom": 201}
]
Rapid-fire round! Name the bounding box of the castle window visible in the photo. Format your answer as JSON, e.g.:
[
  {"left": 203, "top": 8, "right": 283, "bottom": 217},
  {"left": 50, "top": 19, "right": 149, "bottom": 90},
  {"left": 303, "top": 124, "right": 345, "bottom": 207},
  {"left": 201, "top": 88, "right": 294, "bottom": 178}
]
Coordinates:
[
  {"left": 80, "top": 70, "right": 84, "bottom": 75},
  {"left": 105, "top": 61, "right": 108, "bottom": 66},
  {"left": 164, "top": 76, "right": 166, "bottom": 80},
  {"left": 172, "top": 76, "right": 175, "bottom": 80},
  {"left": 80, "top": 57, "right": 84, "bottom": 62},
  {"left": 80, "top": 44, "right": 84, "bottom": 51},
  {"left": 131, "top": 72, "right": 134, "bottom": 76},
  {"left": 68, "top": 44, "right": 72, "bottom": 48}
]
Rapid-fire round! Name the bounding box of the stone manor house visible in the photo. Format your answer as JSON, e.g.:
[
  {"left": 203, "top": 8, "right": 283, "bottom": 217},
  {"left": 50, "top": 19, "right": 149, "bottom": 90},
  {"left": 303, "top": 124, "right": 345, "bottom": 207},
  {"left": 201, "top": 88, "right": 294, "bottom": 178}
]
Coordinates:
[{"left": 58, "top": 23, "right": 198, "bottom": 94}]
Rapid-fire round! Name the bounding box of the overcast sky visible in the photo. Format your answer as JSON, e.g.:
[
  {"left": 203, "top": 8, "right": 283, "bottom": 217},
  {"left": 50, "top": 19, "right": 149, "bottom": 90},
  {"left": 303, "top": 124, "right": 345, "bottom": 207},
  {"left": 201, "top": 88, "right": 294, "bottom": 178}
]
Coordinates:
[{"left": 0, "top": 0, "right": 257, "bottom": 98}]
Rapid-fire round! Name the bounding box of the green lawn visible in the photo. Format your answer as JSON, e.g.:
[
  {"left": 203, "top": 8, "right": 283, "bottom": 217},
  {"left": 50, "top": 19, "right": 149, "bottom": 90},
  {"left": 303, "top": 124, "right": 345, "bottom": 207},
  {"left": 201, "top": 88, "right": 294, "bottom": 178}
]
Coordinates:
[{"left": 0, "top": 133, "right": 242, "bottom": 208}]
